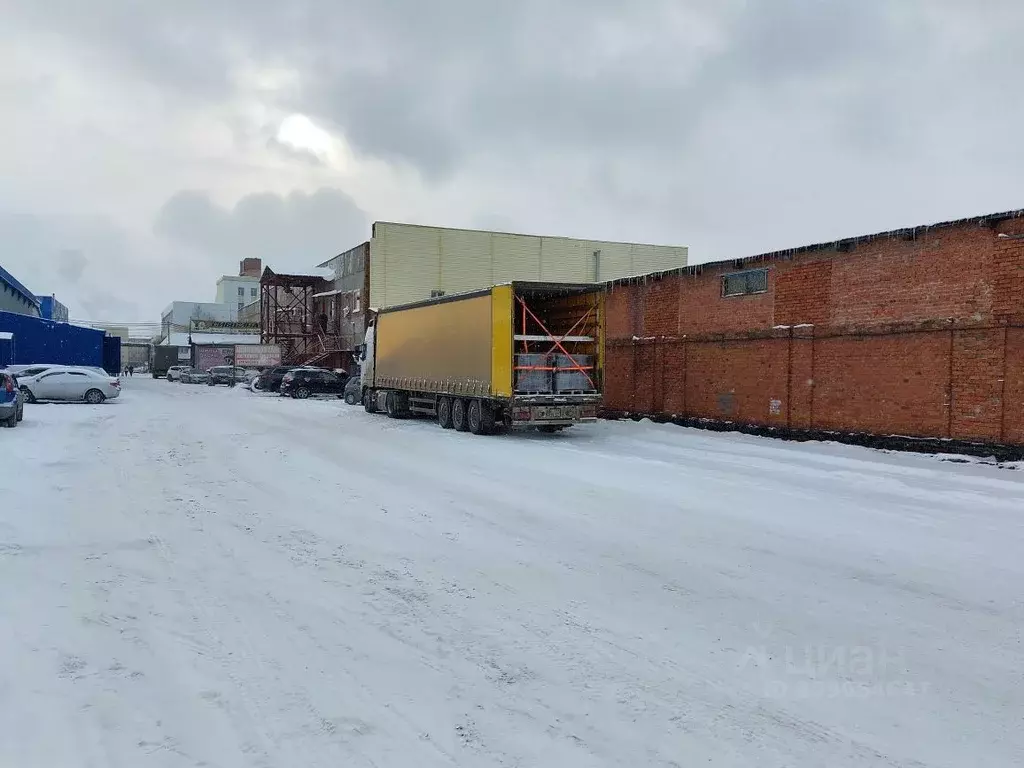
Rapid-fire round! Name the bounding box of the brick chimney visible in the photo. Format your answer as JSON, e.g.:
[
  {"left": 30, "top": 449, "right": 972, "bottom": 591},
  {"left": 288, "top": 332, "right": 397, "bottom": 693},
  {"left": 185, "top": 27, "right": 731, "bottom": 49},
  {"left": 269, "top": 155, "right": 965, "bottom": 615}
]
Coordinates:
[{"left": 240, "top": 258, "right": 262, "bottom": 278}]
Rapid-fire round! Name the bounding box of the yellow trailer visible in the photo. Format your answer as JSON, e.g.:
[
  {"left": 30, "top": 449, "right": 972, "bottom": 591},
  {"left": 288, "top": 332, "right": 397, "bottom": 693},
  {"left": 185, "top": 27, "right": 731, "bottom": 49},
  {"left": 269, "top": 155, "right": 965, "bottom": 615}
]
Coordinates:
[{"left": 361, "top": 282, "right": 603, "bottom": 433}]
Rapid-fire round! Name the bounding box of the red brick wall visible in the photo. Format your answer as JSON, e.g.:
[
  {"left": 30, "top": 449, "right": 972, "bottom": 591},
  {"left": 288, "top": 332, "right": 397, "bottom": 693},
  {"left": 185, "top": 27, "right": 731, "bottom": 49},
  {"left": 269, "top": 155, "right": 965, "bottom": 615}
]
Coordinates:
[
  {"left": 605, "top": 285, "right": 634, "bottom": 340},
  {"left": 677, "top": 270, "right": 776, "bottom": 336},
  {"left": 830, "top": 230, "right": 994, "bottom": 326},
  {"left": 992, "top": 236, "right": 1024, "bottom": 321},
  {"left": 604, "top": 325, "right": 1024, "bottom": 445},
  {"left": 683, "top": 337, "right": 791, "bottom": 426},
  {"left": 1004, "top": 329, "right": 1024, "bottom": 445},
  {"left": 603, "top": 216, "right": 1024, "bottom": 446},
  {"left": 951, "top": 329, "right": 1005, "bottom": 441},
  {"left": 608, "top": 225, "right": 1010, "bottom": 343},
  {"left": 775, "top": 261, "right": 832, "bottom": 327},
  {"left": 810, "top": 331, "right": 951, "bottom": 438}
]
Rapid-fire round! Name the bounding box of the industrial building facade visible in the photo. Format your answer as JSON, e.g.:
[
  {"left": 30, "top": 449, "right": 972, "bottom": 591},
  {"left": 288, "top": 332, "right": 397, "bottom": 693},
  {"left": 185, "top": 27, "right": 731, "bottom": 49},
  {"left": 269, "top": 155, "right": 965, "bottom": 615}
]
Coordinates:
[
  {"left": 604, "top": 208, "right": 1024, "bottom": 448},
  {"left": 275, "top": 221, "right": 689, "bottom": 370},
  {"left": 0, "top": 265, "right": 41, "bottom": 317},
  {"left": 362, "top": 221, "right": 688, "bottom": 309},
  {"left": 258, "top": 223, "right": 687, "bottom": 369}
]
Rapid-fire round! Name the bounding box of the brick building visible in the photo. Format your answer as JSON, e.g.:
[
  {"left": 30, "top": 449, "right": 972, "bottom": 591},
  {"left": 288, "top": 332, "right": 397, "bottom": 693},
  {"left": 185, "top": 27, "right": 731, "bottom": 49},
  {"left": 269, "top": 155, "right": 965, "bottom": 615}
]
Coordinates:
[{"left": 604, "top": 208, "right": 1024, "bottom": 447}]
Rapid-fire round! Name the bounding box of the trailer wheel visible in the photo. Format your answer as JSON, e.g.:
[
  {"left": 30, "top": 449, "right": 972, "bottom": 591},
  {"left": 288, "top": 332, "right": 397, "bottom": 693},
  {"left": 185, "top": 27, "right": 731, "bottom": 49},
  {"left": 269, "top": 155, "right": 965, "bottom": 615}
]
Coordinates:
[
  {"left": 385, "top": 391, "right": 405, "bottom": 419},
  {"left": 451, "top": 398, "right": 469, "bottom": 432},
  {"left": 363, "top": 389, "right": 379, "bottom": 413},
  {"left": 468, "top": 399, "right": 495, "bottom": 435},
  {"left": 437, "top": 397, "right": 453, "bottom": 429}
]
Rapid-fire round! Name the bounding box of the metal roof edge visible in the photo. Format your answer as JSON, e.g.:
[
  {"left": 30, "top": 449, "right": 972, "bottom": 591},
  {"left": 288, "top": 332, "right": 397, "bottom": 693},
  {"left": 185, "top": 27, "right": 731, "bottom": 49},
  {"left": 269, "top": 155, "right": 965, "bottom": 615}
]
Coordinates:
[
  {"left": 316, "top": 240, "right": 370, "bottom": 268},
  {"left": 371, "top": 221, "right": 688, "bottom": 250}
]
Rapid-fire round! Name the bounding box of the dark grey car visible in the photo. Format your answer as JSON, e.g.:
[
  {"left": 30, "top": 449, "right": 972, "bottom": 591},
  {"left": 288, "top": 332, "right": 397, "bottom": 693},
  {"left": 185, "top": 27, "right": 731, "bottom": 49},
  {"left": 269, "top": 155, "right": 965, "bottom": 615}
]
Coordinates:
[{"left": 343, "top": 375, "right": 361, "bottom": 405}]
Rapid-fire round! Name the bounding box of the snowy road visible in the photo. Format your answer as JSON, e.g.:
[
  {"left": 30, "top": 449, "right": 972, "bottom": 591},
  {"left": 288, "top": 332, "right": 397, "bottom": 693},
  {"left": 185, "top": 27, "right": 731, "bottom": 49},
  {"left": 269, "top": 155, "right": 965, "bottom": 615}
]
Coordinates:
[{"left": 1, "top": 377, "right": 1022, "bottom": 767}]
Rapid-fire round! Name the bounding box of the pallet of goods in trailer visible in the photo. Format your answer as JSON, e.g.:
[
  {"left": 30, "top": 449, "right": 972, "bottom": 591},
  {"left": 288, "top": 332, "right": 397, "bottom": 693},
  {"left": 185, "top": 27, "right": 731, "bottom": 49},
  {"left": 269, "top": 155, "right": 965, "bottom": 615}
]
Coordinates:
[{"left": 359, "top": 282, "right": 603, "bottom": 434}]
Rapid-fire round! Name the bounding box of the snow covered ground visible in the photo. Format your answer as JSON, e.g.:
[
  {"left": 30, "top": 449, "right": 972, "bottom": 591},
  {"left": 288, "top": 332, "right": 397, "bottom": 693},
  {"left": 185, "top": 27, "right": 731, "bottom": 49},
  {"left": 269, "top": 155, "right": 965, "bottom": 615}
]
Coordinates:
[{"left": 1, "top": 377, "right": 1022, "bottom": 767}]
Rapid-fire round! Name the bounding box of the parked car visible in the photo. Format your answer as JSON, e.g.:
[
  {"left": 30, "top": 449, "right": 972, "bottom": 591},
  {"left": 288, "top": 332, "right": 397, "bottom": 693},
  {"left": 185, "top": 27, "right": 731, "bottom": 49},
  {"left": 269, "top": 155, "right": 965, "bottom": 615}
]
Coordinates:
[
  {"left": 280, "top": 368, "right": 349, "bottom": 399},
  {"left": 343, "top": 375, "right": 361, "bottom": 405},
  {"left": 181, "top": 368, "right": 211, "bottom": 384},
  {"left": 166, "top": 365, "right": 188, "bottom": 381},
  {"left": 208, "top": 366, "right": 258, "bottom": 386},
  {"left": 20, "top": 367, "right": 121, "bottom": 404},
  {"left": 8, "top": 364, "right": 110, "bottom": 380},
  {"left": 251, "top": 365, "right": 305, "bottom": 393},
  {"left": 1, "top": 371, "right": 24, "bottom": 427}
]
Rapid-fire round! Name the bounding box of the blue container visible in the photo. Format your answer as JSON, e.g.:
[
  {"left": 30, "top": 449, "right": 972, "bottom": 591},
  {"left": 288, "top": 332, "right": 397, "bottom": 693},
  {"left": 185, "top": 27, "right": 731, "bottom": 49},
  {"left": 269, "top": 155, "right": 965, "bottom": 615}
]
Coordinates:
[{"left": 0, "top": 311, "right": 104, "bottom": 368}]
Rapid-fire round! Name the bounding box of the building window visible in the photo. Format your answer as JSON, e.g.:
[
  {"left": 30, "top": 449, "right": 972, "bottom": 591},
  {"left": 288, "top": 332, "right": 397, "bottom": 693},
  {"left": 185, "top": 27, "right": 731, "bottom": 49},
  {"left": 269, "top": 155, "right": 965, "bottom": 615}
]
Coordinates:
[
  {"left": 250, "top": 288, "right": 257, "bottom": 297},
  {"left": 238, "top": 302, "right": 244, "bottom": 311},
  {"left": 238, "top": 287, "right": 245, "bottom": 297},
  {"left": 721, "top": 269, "right": 768, "bottom": 297},
  {"left": 430, "top": 290, "right": 446, "bottom": 298}
]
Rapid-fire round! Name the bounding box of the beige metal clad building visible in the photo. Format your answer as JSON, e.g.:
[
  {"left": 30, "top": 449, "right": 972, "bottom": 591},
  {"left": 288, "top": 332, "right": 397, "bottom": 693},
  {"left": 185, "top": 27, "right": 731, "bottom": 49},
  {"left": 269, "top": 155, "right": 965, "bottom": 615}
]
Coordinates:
[{"left": 366, "top": 222, "right": 687, "bottom": 308}]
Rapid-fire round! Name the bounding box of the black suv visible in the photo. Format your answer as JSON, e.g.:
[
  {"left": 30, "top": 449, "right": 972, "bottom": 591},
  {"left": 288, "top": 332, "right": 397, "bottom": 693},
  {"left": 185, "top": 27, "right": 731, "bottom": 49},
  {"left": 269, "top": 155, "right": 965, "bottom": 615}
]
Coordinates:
[
  {"left": 280, "top": 368, "right": 349, "bottom": 399},
  {"left": 251, "top": 366, "right": 303, "bottom": 393}
]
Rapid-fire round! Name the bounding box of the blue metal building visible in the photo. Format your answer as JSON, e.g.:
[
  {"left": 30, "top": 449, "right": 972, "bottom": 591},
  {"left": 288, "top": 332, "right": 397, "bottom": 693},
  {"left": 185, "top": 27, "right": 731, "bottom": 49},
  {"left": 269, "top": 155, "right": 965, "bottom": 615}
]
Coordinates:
[
  {"left": 0, "top": 264, "right": 41, "bottom": 317},
  {"left": 0, "top": 311, "right": 106, "bottom": 369},
  {"left": 37, "top": 295, "right": 70, "bottom": 322}
]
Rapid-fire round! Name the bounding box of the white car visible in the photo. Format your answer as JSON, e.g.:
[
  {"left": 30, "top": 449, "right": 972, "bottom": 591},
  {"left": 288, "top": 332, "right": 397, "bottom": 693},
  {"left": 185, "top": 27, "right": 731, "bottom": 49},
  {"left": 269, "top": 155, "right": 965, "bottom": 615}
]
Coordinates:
[
  {"left": 7, "top": 364, "right": 112, "bottom": 380},
  {"left": 20, "top": 367, "right": 122, "bottom": 404},
  {"left": 166, "top": 365, "right": 189, "bottom": 382}
]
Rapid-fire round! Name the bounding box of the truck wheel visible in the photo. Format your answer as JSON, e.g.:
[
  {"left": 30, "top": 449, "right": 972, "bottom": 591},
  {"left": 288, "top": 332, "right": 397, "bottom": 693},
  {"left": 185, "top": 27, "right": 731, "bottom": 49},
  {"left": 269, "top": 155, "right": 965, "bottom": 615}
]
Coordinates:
[
  {"left": 468, "top": 399, "right": 495, "bottom": 435},
  {"left": 385, "top": 391, "right": 405, "bottom": 419},
  {"left": 363, "top": 389, "right": 379, "bottom": 413},
  {"left": 437, "top": 397, "right": 453, "bottom": 429},
  {"left": 451, "top": 398, "right": 469, "bottom": 432}
]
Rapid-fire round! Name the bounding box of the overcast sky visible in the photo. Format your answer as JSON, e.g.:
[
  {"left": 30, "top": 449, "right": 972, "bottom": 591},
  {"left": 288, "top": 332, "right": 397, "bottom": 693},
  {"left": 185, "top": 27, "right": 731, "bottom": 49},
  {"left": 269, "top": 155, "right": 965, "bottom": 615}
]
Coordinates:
[{"left": 3, "top": 1, "right": 1023, "bottom": 324}]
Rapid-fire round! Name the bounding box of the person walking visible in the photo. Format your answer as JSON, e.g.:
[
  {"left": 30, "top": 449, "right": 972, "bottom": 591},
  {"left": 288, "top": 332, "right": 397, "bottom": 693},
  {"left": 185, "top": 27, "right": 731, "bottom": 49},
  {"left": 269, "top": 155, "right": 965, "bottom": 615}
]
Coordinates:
[{"left": 128, "top": 365, "right": 134, "bottom": 377}]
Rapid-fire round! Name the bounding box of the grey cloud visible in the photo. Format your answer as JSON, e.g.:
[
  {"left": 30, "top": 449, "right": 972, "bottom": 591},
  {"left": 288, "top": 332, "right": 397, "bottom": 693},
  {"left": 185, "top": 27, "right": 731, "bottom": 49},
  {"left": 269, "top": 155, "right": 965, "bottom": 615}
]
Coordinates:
[
  {"left": 13, "top": 0, "right": 992, "bottom": 179},
  {"left": 0, "top": 211, "right": 159, "bottom": 322},
  {"left": 56, "top": 249, "right": 88, "bottom": 283},
  {"left": 266, "top": 137, "right": 327, "bottom": 167},
  {"left": 5, "top": 0, "right": 1024, "bottom": 278},
  {"left": 154, "top": 187, "right": 368, "bottom": 270}
]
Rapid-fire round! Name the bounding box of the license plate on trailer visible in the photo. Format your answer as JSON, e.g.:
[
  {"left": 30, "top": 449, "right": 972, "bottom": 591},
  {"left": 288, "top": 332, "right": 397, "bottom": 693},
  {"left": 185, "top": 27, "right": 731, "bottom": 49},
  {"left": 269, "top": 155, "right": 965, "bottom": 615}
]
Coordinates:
[{"left": 533, "top": 405, "right": 582, "bottom": 421}]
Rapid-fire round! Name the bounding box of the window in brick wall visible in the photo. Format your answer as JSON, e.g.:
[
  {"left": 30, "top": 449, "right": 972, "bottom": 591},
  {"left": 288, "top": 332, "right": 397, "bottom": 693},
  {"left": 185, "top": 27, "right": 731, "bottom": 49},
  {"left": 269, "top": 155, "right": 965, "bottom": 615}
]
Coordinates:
[{"left": 721, "top": 268, "right": 768, "bottom": 297}]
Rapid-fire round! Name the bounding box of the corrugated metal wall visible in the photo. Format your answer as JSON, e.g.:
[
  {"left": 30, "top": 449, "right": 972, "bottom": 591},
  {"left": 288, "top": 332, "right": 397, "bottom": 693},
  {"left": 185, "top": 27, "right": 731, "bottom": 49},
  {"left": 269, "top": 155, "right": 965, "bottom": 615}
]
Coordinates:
[
  {"left": 0, "top": 311, "right": 105, "bottom": 366},
  {"left": 103, "top": 336, "right": 122, "bottom": 375},
  {"left": 369, "top": 223, "right": 688, "bottom": 308}
]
